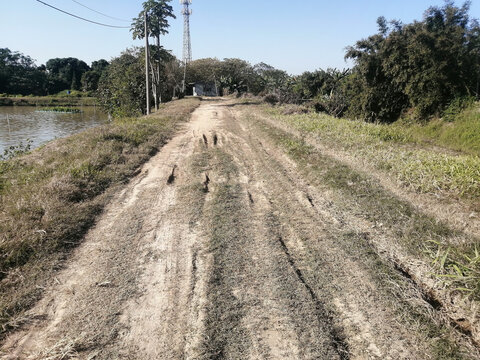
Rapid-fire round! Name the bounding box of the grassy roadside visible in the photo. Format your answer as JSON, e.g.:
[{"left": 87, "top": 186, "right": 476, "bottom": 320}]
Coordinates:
[
  {"left": 263, "top": 104, "right": 480, "bottom": 203},
  {"left": 245, "top": 108, "right": 480, "bottom": 302},
  {"left": 401, "top": 106, "right": 480, "bottom": 156},
  {"left": 0, "top": 97, "right": 201, "bottom": 338}
]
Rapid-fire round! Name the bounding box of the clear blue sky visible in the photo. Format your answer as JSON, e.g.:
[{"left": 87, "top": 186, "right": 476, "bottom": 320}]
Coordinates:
[{"left": 1, "top": 0, "right": 479, "bottom": 75}]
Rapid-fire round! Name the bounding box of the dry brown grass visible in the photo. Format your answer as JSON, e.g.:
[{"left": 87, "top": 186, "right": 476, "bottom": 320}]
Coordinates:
[{"left": 0, "top": 98, "right": 201, "bottom": 340}]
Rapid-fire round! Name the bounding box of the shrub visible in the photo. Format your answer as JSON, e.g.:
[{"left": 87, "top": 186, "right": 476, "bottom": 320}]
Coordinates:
[
  {"left": 312, "top": 93, "right": 349, "bottom": 118},
  {"left": 263, "top": 93, "right": 280, "bottom": 105},
  {"left": 442, "top": 96, "right": 476, "bottom": 122}
]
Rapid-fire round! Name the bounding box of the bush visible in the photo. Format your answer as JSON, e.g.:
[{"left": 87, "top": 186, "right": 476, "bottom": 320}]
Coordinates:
[
  {"left": 442, "top": 96, "right": 476, "bottom": 122},
  {"left": 281, "top": 104, "right": 310, "bottom": 115},
  {"left": 312, "top": 93, "right": 348, "bottom": 118},
  {"left": 263, "top": 93, "right": 280, "bottom": 105},
  {"left": 345, "top": 3, "right": 479, "bottom": 122},
  {"left": 98, "top": 48, "right": 146, "bottom": 117}
]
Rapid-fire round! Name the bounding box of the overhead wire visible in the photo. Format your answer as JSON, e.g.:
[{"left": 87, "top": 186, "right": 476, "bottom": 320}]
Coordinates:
[
  {"left": 70, "top": 0, "right": 131, "bottom": 23},
  {"left": 34, "top": 0, "right": 130, "bottom": 29}
]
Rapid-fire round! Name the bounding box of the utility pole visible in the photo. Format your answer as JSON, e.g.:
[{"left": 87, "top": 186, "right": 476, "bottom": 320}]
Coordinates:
[
  {"left": 145, "top": 11, "right": 150, "bottom": 115},
  {"left": 181, "top": 0, "right": 192, "bottom": 93}
]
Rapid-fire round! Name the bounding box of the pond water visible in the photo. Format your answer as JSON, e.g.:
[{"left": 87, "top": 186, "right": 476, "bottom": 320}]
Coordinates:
[{"left": 0, "top": 106, "right": 109, "bottom": 155}]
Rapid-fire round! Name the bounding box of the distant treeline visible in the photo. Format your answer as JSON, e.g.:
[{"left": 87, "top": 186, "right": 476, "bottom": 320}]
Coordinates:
[
  {"left": 343, "top": 1, "right": 480, "bottom": 122},
  {"left": 186, "top": 1, "right": 480, "bottom": 123},
  {"left": 0, "top": 49, "right": 109, "bottom": 96},
  {"left": 2, "top": 1, "right": 477, "bottom": 122}
]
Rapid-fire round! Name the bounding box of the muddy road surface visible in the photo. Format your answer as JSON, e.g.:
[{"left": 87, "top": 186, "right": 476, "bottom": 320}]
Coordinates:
[{"left": 1, "top": 99, "right": 478, "bottom": 359}]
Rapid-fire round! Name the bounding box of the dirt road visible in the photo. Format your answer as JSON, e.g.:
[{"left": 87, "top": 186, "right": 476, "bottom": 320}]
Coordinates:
[{"left": 1, "top": 99, "right": 477, "bottom": 359}]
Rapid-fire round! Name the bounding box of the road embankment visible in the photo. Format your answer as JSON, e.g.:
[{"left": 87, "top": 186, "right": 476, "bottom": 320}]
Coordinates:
[
  {"left": 1, "top": 99, "right": 479, "bottom": 359},
  {"left": 0, "top": 97, "right": 201, "bottom": 340}
]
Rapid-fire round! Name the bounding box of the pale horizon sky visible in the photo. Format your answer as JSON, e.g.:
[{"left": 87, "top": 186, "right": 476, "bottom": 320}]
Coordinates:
[{"left": 1, "top": 0, "right": 479, "bottom": 75}]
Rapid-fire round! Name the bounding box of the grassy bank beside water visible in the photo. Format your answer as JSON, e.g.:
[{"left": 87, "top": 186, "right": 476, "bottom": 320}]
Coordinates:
[
  {"left": 0, "top": 93, "right": 97, "bottom": 107},
  {"left": 0, "top": 98, "right": 201, "bottom": 338}
]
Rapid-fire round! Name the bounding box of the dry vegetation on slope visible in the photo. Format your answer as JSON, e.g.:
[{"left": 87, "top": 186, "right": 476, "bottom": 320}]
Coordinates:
[{"left": 0, "top": 98, "right": 201, "bottom": 338}]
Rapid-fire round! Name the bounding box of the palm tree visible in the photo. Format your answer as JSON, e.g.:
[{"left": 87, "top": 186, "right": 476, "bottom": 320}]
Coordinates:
[{"left": 131, "top": 0, "right": 176, "bottom": 111}]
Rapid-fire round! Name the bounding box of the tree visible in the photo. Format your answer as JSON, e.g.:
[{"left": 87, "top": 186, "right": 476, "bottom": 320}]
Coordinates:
[
  {"left": 98, "top": 47, "right": 181, "bottom": 116},
  {"left": 98, "top": 48, "right": 146, "bottom": 117},
  {"left": 401, "top": 1, "right": 477, "bottom": 116},
  {"left": 345, "top": 1, "right": 480, "bottom": 122},
  {"left": 164, "top": 58, "right": 183, "bottom": 98},
  {"left": 293, "top": 70, "right": 326, "bottom": 99},
  {"left": 219, "top": 58, "right": 255, "bottom": 95},
  {"left": 81, "top": 59, "right": 109, "bottom": 93},
  {"left": 251, "top": 63, "right": 290, "bottom": 95},
  {"left": 0, "top": 48, "right": 46, "bottom": 95},
  {"left": 131, "top": 0, "right": 176, "bottom": 110},
  {"left": 45, "top": 57, "right": 90, "bottom": 94},
  {"left": 185, "top": 58, "right": 222, "bottom": 84},
  {"left": 345, "top": 19, "right": 407, "bottom": 122}
]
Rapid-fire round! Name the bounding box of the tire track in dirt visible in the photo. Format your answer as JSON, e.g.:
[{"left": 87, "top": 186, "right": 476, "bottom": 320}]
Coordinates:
[
  {"left": 239, "top": 105, "right": 480, "bottom": 356},
  {"left": 185, "top": 125, "right": 342, "bottom": 358}
]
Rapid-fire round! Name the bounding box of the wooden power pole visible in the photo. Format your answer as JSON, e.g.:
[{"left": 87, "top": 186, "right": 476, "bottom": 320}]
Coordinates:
[{"left": 145, "top": 11, "right": 150, "bottom": 115}]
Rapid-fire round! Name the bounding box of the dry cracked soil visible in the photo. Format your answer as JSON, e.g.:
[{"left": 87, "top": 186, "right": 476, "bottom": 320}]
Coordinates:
[{"left": 1, "top": 99, "right": 478, "bottom": 359}]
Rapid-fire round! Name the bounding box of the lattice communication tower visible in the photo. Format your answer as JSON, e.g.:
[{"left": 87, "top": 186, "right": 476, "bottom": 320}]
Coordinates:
[{"left": 181, "top": 0, "right": 192, "bottom": 64}]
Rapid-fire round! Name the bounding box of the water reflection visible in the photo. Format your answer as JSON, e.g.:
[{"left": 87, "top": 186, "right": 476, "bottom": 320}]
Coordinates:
[{"left": 0, "top": 106, "right": 108, "bottom": 154}]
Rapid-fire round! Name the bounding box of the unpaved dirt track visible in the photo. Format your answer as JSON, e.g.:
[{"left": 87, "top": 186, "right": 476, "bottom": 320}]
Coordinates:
[{"left": 1, "top": 99, "right": 477, "bottom": 359}]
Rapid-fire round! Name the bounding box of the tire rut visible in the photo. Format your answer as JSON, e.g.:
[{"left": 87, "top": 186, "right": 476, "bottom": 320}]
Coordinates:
[{"left": 276, "top": 235, "right": 350, "bottom": 359}]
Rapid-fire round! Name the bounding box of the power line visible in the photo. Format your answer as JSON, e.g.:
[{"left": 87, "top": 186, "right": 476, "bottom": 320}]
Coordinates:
[
  {"left": 34, "top": 0, "right": 130, "bottom": 29},
  {"left": 70, "top": 0, "right": 130, "bottom": 23}
]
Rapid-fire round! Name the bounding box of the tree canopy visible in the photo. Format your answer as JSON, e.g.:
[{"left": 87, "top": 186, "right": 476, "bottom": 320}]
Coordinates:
[
  {"left": 0, "top": 48, "right": 108, "bottom": 96},
  {"left": 0, "top": 48, "right": 45, "bottom": 95},
  {"left": 345, "top": 0, "right": 480, "bottom": 121},
  {"left": 46, "top": 57, "right": 90, "bottom": 93}
]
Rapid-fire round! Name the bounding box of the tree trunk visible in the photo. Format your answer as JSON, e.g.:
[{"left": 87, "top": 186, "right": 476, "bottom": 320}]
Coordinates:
[
  {"left": 144, "top": 11, "right": 150, "bottom": 115},
  {"left": 149, "top": 60, "right": 158, "bottom": 112},
  {"left": 157, "top": 35, "right": 162, "bottom": 107}
]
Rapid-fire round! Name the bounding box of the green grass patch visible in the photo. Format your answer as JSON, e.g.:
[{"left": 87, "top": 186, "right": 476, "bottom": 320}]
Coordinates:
[
  {"left": 263, "top": 105, "right": 480, "bottom": 201},
  {"left": 37, "top": 107, "right": 83, "bottom": 113},
  {"left": 402, "top": 107, "right": 480, "bottom": 155},
  {"left": 0, "top": 98, "right": 201, "bottom": 338},
  {"left": 0, "top": 95, "right": 97, "bottom": 107}
]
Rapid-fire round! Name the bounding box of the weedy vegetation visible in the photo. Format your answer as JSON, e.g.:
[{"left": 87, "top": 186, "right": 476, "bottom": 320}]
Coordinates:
[
  {"left": 0, "top": 140, "right": 33, "bottom": 161},
  {"left": 0, "top": 96, "right": 97, "bottom": 107},
  {"left": 264, "top": 103, "right": 480, "bottom": 202}
]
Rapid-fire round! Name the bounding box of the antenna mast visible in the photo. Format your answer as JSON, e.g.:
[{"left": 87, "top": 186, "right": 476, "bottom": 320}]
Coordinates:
[{"left": 181, "top": 0, "right": 192, "bottom": 65}]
